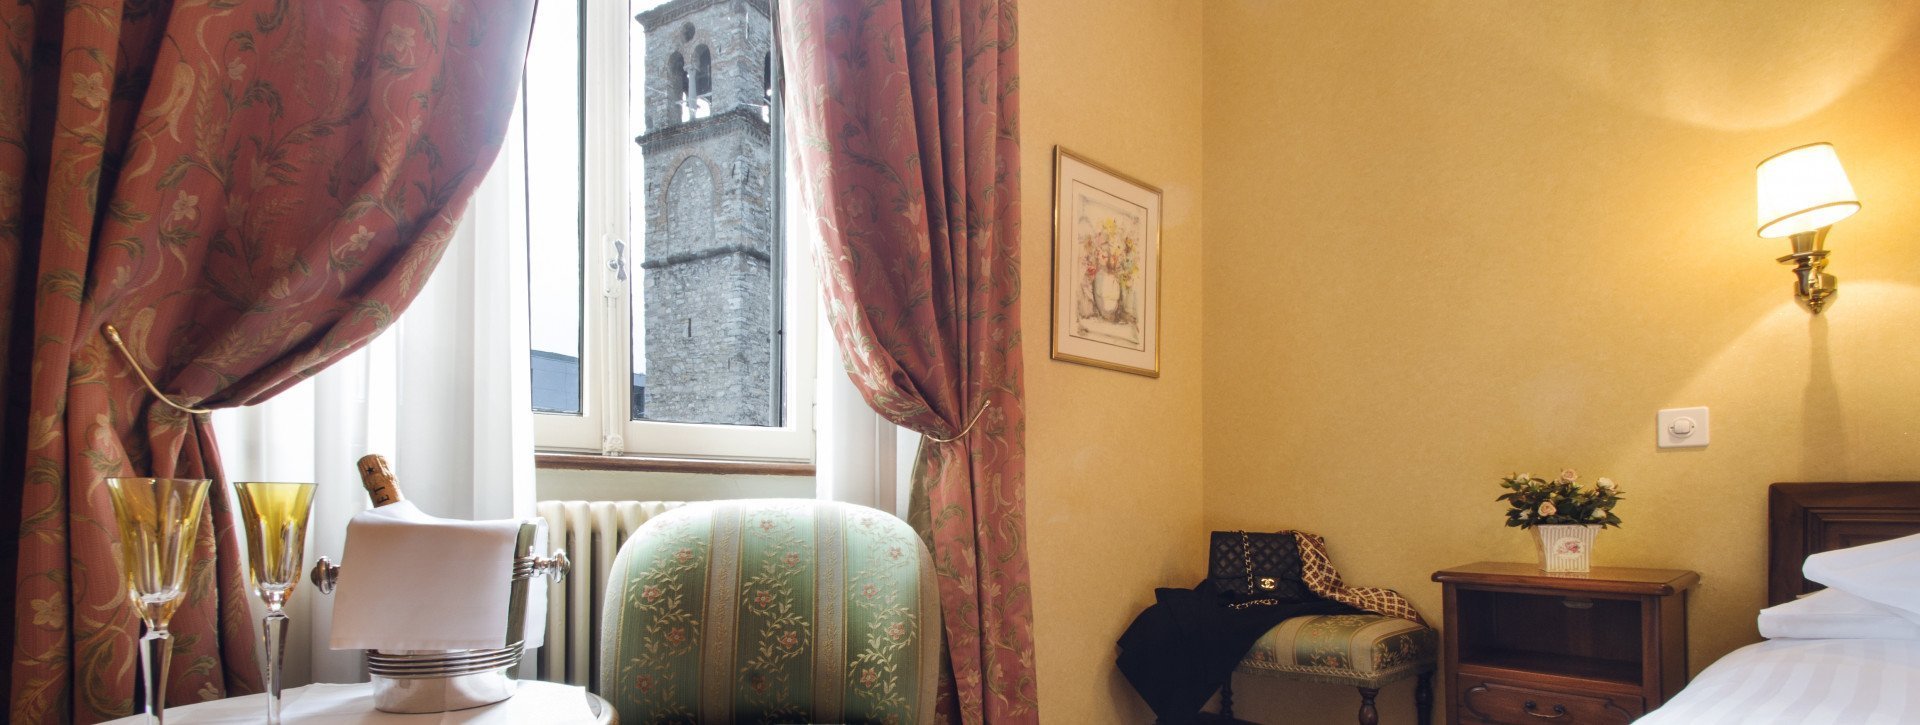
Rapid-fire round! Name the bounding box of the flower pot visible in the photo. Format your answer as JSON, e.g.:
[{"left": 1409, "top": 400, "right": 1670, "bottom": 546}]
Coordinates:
[
  {"left": 1094, "top": 270, "right": 1123, "bottom": 320},
  {"left": 1532, "top": 524, "right": 1601, "bottom": 573}
]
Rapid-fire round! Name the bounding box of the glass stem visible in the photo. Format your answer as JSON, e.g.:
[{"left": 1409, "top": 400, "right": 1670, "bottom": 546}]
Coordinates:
[
  {"left": 263, "top": 609, "right": 289, "bottom": 725},
  {"left": 139, "top": 628, "right": 171, "bottom": 725}
]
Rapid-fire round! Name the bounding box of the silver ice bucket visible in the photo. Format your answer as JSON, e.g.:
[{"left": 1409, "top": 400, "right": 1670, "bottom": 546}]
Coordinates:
[{"left": 312, "top": 521, "right": 568, "bottom": 713}]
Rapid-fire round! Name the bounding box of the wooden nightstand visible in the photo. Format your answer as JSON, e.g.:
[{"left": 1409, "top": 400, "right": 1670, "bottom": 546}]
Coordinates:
[{"left": 1430, "top": 562, "right": 1698, "bottom": 725}]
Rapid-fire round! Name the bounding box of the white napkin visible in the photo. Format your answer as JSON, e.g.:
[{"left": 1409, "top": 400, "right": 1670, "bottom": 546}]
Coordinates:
[
  {"left": 330, "top": 502, "right": 547, "bottom": 650},
  {"left": 99, "top": 681, "right": 599, "bottom": 724}
]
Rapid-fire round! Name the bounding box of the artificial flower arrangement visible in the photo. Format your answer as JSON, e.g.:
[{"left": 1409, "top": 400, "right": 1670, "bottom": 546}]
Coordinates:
[{"left": 1497, "top": 468, "right": 1624, "bottom": 529}]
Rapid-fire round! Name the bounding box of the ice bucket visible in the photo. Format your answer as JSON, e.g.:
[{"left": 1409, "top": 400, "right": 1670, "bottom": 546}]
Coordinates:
[{"left": 311, "top": 521, "right": 567, "bottom": 713}]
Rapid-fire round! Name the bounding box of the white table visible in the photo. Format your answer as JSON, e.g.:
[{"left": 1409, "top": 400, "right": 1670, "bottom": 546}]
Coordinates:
[{"left": 104, "top": 680, "right": 613, "bottom": 724}]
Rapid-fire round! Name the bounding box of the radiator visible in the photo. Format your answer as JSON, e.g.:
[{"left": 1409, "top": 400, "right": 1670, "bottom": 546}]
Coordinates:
[{"left": 535, "top": 500, "right": 685, "bottom": 688}]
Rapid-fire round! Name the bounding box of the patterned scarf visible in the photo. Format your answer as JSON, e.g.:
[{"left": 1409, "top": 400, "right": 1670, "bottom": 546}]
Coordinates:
[{"left": 1294, "top": 531, "right": 1428, "bottom": 625}]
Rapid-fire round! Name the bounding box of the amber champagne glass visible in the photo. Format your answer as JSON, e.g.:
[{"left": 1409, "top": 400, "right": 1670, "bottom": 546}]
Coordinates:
[
  {"left": 106, "top": 477, "right": 212, "bottom": 725},
  {"left": 233, "top": 482, "right": 315, "bottom": 725}
]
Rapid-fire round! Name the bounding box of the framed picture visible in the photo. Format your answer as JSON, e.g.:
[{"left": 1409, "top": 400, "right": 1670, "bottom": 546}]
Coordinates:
[{"left": 1050, "top": 146, "right": 1162, "bottom": 377}]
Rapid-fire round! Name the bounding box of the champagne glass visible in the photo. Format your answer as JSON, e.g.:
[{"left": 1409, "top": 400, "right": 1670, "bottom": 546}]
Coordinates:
[
  {"left": 105, "top": 477, "right": 212, "bottom": 725},
  {"left": 233, "top": 482, "right": 316, "bottom": 725}
]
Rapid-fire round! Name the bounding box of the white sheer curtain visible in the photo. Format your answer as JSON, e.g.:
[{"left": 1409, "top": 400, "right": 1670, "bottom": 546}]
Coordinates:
[
  {"left": 212, "top": 127, "right": 534, "bottom": 685},
  {"left": 813, "top": 301, "right": 917, "bottom": 520}
]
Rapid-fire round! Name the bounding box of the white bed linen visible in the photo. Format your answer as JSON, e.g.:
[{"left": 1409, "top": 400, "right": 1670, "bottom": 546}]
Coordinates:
[
  {"left": 1759, "top": 588, "right": 1920, "bottom": 640},
  {"left": 1638, "top": 638, "right": 1920, "bottom": 725}
]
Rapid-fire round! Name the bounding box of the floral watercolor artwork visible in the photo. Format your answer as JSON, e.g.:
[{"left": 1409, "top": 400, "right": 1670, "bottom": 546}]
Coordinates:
[
  {"left": 1069, "top": 186, "right": 1148, "bottom": 350},
  {"left": 1050, "top": 147, "right": 1161, "bottom": 377}
]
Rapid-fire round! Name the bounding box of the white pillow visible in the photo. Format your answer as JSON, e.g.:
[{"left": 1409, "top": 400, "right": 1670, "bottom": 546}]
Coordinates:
[
  {"left": 1802, "top": 532, "right": 1920, "bottom": 620},
  {"left": 1758, "top": 588, "right": 1920, "bottom": 640}
]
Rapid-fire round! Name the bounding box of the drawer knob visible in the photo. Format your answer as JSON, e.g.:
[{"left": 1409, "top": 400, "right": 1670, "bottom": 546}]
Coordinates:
[{"left": 1523, "top": 700, "right": 1569, "bottom": 719}]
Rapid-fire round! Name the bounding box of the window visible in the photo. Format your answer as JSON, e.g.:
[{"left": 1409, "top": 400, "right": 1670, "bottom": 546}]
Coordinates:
[{"left": 524, "top": 0, "right": 812, "bottom": 461}]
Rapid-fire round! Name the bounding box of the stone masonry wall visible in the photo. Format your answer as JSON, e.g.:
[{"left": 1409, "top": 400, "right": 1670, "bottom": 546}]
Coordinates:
[{"left": 637, "top": 0, "right": 777, "bottom": 427}]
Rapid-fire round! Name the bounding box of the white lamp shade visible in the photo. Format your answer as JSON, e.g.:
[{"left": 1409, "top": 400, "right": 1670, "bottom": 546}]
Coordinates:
[{"left": 1756, "top": 142, "right": 1860, "bottom": 238}]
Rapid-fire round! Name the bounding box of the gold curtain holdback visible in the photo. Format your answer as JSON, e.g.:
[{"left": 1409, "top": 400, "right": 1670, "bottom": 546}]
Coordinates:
[
  {"left": 925, "top": 399, "right": 991, "bottom": 444},
  {"left": 102, "top": 323, "right": 213, "bottom": 416}
]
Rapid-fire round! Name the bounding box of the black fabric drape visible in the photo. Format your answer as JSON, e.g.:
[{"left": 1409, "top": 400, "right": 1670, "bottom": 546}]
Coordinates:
[{"left": 1117, "top": 581, "right": 1357, "bottom": 722}]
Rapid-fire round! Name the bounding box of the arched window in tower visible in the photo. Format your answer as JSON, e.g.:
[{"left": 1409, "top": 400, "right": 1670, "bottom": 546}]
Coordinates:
[
  {"left": 691, "top": 45, "right": 713, "bottom": 119},
  {"left": 669, "top": 51, "right": 690, "bottom": 122},
  {"left": 761, "top": 52, "right": 773, "bottom": 121},
  {"left": 666, "top": 157, "right": 715, "bottom": 260}
]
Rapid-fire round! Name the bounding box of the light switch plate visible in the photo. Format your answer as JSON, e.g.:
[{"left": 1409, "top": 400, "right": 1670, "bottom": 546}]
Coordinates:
[{"left": 1658, "top": 407, "right": 1709, "bottom": 448}]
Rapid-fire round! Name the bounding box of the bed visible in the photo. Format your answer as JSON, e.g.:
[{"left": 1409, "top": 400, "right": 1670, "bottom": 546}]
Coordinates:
[{"left": 1635, "top": 482, "right": 1920, "bottom": 724}]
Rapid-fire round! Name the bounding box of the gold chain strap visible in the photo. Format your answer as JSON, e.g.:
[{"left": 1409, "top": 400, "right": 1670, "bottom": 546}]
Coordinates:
[
  {"left": 1240, "top": 531, "right": 1257, "bottom": 594},
  {"left": 1232, "top": 531, "right": 1280, "bottom": 608}
]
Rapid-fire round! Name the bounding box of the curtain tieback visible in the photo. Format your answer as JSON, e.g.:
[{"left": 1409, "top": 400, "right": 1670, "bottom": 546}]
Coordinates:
[
  {"left": 103, "top": 324, "right": 213, "bottom": 416},
  {"left": 924, "top": 400, "right": 991, "bottom": 444}
]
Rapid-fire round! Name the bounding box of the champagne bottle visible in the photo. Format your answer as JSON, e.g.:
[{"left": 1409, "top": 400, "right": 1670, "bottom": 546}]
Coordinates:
[{"left": 356, "top": 454, "right": 405, "bottom": 508}]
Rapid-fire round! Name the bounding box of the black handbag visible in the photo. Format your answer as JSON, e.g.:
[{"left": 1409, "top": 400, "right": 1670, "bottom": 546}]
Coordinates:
[{"left": 1207, "top": 530, "right": 1310, "bottom": 604}]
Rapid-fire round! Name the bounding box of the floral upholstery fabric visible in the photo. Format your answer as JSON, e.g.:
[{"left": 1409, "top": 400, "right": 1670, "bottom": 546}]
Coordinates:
[
  {"left": 1, "top": 2, "right": 534, "bottom": 722},
  {"left": 1237, "top": 614, "right": 1437, "bottom": 689},
  {"left": 600, "top": 500, "right": 940, "bottom": 724},
  {"left": 777, "top": 0, "right": 1035, "bottom": 719}
]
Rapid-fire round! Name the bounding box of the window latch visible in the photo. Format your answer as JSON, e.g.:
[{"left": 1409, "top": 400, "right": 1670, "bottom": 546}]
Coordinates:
[{"left": 609, "top": 239, "right": 630, "bottom": 282}]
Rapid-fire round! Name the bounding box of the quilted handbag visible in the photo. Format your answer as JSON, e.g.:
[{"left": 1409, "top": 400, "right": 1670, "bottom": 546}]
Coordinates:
[{"left": 1208, "top": 530, "right": 1312, "bottom": 603}]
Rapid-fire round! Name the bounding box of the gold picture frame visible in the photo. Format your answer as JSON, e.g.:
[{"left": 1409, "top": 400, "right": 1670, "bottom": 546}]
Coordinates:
[{"left": 1050, "top": 146, "right": 1162, "bottom": 377}]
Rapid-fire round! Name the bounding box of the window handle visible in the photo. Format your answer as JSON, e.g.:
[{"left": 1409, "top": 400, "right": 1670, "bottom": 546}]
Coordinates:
[{"left": 608, "top": 238, "right": 630, "bottom": 282}]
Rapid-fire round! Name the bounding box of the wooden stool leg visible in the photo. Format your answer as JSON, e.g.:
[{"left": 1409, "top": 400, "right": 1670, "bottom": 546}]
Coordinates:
[
  {"left": 1415, "top": 673, "right": 1433, "bottom": 725},
  {"left": 1219, "top": 673, "right": 1235, "bottom": 719},
  {"left": 1357, "top": 686, "right": 1380, "bottom": 725}
]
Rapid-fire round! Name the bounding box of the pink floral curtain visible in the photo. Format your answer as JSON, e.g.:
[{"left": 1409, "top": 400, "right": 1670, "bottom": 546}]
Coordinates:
[
  {"left": 778, "top": 0, "right": 1036, "bottom": 722},
  {"left": 0, "top": 2, "right": 534, "bottom": 722}
]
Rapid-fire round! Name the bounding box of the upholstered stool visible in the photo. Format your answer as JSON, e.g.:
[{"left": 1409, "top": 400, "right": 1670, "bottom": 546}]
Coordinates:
[{"left": 1220, "top": 613, "right": 1436, "bottom": 725}]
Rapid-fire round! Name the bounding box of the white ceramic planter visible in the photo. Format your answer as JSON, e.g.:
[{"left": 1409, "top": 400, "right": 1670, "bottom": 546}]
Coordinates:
[{"left": 1532, "top": 524, "right": 1601, "bottom": 573}]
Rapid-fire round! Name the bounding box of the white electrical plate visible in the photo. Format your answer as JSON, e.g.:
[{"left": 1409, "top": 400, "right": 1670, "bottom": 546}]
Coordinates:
[{"left": 1658, "top": 407, "right": 1710, "bottom": 448}]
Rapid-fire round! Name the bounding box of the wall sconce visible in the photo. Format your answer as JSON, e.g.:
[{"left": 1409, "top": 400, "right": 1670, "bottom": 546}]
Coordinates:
[{"left": 1755, "top": 142, "right": 1860, "bottom": 314}]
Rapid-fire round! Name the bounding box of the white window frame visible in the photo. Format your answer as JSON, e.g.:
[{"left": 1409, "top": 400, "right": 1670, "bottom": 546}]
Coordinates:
[{"left": 531, "top": 0, "right": 814, "bottom": 462}]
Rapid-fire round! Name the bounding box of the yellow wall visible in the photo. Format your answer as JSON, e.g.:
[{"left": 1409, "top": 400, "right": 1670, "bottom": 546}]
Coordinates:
[
  {"left": 1021, "top": 0, "right": 1206, "bottom": 721},
  {"left": 1201, "top": 1, "right": 1920, "bottom": 722}
]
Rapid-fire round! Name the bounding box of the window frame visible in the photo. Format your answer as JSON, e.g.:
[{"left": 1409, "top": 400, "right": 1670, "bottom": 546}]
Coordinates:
[{"left": 530, "top": 0, "right": 813, "bottom": 463}]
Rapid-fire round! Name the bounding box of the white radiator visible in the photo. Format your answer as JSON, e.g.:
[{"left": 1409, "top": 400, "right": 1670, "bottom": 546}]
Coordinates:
[{"left": 535, "top": 500, "right": 685, "bottom": 688}]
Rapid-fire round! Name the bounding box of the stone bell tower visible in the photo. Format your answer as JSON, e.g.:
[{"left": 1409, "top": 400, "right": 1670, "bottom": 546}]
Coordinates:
[{"left": 635, "top": 0, "right": 775, "bottom": 426}]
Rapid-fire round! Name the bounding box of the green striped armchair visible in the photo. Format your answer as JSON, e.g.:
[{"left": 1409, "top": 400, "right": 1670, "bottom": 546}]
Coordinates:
[{"left": 599, "top": 499, "right": 940, "bottom": 724}]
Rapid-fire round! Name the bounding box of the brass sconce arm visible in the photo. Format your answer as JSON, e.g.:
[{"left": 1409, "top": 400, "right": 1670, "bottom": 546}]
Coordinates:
[{"left": 1776, "top": 227, "right": 1836, "bottom": 314}]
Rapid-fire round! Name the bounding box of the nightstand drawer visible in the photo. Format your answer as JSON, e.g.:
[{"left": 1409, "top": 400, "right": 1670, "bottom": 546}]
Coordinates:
[{"left": 1457, "top": 678, "right": 1643, "bottom": 725}]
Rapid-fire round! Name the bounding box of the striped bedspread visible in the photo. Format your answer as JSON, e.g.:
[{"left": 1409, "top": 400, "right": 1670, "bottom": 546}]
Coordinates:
[{"left": 1639, "top": 638, "right": 1920, "bottom": 724}]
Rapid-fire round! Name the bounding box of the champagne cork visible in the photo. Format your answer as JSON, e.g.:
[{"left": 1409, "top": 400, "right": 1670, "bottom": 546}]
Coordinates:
[{"left": 357, "top": 454, "right": 405, "bottom": 507}]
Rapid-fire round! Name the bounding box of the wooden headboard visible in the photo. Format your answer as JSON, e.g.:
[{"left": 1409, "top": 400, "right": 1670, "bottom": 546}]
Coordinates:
[{"left": 1768, "top": 481, "right": 1920, "bottom": 606}]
